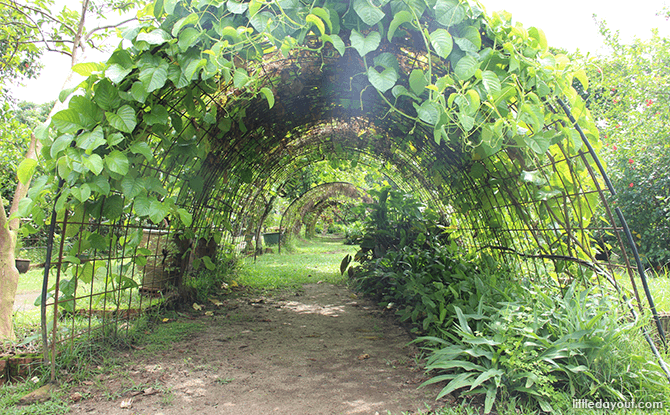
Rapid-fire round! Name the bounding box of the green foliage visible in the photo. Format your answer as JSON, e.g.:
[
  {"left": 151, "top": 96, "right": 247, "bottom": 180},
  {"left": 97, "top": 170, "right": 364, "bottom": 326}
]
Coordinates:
[
  {"left": 0, "top": 0, "right": 47, "bottom": 89},
  {"left": 185, "top": 243, "right": 240, "bottom": 303},
  {"left": 13, "top": 0, "right": 598, "bottom": 264},
  {"left": 349, "top": 188, "right": 445, "bottom": 263},
  {"left": 578, "top": 22, "right": 670, "bottom": 268},
  {"left": 419, "top": 282, "right": 670, "bottom": 413},
  {"left": 0, "top": 101, "right": 51, "bottom": 207},
  {"left": 349, "top": 190, "right": 670, "bottom": 412}
]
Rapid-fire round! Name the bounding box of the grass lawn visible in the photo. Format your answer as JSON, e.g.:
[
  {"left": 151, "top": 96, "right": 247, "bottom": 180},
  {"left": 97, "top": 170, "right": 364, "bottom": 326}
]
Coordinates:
[{"left": 237, "top": 236, "right": 358, "bottom": 290}]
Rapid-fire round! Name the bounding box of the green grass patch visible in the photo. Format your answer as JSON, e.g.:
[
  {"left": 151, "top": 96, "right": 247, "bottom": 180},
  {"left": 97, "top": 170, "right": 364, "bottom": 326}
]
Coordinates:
[
  {"left": 16, "top": 268, "right": 43, "bottom": 294},
  {"left": 237, "top": 237, "right": 357, "bottom": 291},
  {"left": 133, "top": 318, "right": 205, "bottom": 354},
  {"left": 614, "top": 268, "right": 670, "bottom": 312}
]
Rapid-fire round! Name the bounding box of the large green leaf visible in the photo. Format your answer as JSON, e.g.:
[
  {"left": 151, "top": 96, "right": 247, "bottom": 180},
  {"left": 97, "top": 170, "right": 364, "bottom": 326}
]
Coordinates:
[
  {"left": 434, "top": 0, "right": 466, "bottom": 27},
  {"left": 76, "top": 126, "right": 105, "bottom": 153},
  {"left": 306, "top": 14, "right": 326, "bottom": 35},
  {"left": 260, "top": 87, "right": 275, "bottom": 109},
  {"left": 106, "top": 105, "right": 137, "bottom": 133},
  {"left": 178, "top": 27, "right": 201, "bottom": 51},
  {"left": 322, "top": 34, "right": 345, "bottom": 55},
  {"left": 72, "top": 62, "right": 104, "bottom": 76},
  {"left": 121, "top": 175, "right": 145, "bottom": 199},
  {"left": 105, "top": 150, "right": 130, "bottom": 176},
  {"left": 524, "top": 132, "right": 552, "bottom": 155},
  {"left": 172, "top": 12, "right": 199, "bottom": 36},
  {"left": 227, "top": 0, "right": 248, "bottom": 14},
  {"left": 415, "top": 101, "right": 441, "bottom": 125},
  {"left": 409, "top": 69, "right": 428, "bottom": 97},
  {"left": 136, "top": 29, "right": 171, "bottom": 45},
  {"left": 106, "top": 64, "right": 133, "bottom": 84},
  {"left": 388, "top": 10, "right": 413, "bottom": 41},
  {"left": 133, "top": 196, "right": 151, "bottom": 216},
  {"left": 139, "top": 61, "right": 169, "bottom": 93},
  {"left": 454, "top": 55, "right": 480, "bottom": 81},
  {"left": 353, "top": 0, "right": 385, "bottom": 26},
  {"left": 430, "top": 29, "right": 453, "bottom": 59},
  {"left": 481, "top": 70, "right": 502, "bottom": 97},
  {"left": 17, "top": 158, "right": 37, "bottom": 185},
  {"left": 350, "top": 29, "right": 380, "bottom": 57},
  {"left": 234, "top": 68, "right": 249, "bottom": 88},
  {"left": 129, "top": 141, "right": 153, "bottom": 161},
  {"left": 51, "top": 109, "right": 83, "bottom": 134},
  {"left": 455, "top": 26, "right": 481, "bottom": 54},
  {"left": 102, "top": 195, "right": 124, "bottom": 220},
  {"left": 519, "top": 103, "right": 545, "bottom": 133},
  {"left": 50, "top": 134, "right": 74, "bottom": 158},
  {"left": 177, "top": 208, "right": 193, "bottom": 226},
  {"left": 145, "top": 105, "right": 169, "bottom": 125},
  {"left": 82, "top": 154, "right": 104, "bottom": 175},
  {"left": 148, "top": 199, "right": 170, "bottom": 224},
  {"left": 94, "top": 80, "right": 121, "bottom": 111},
  {"left": 367, "top": 67, "right": 397, "bottom": 93}
]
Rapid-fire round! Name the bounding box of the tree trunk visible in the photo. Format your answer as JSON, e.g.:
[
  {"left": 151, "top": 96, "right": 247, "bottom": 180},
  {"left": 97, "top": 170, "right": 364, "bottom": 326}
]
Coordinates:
[
  {"left": 0, "top": 207, "right": 19, "bottom": 339},
  {"left": 0, "top": 133, "right": 38, "bottom": 339}
]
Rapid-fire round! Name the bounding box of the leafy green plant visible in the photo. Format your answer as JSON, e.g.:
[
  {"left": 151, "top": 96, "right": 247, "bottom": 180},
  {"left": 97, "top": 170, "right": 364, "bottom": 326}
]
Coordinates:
[{"left": 418, "top": 282, "right": 670, "bottom": 413}]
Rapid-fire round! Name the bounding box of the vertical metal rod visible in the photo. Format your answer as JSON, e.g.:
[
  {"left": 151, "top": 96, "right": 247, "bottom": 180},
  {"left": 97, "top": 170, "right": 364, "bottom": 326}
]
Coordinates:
[{"left": 41, "top": 178, "right": 65, "bottom": 382}]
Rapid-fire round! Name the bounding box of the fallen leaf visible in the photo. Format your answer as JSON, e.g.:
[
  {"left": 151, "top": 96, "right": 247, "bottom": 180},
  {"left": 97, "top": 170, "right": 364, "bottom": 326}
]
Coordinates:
[
  {"left": 205, "top": 311, "right": 214, "bottom": 316},
  {"left": 162, "top": 318, "right": 169, "bottom": 322},
  {"left": 192, "top": 303, "right": 202, "bottom": 311},
  {"left": 357, "top": 353, "right": 370, "bottom": 360},
  {"left": 70, "top": 392, "right": 83, "bottom": 402},
  {"left": 209, "top": 298, "right": 223, "bottom": 306},
  {"left": 143, "top": 387, "right": 158, "bottom": 396},
  {"left": 120, "top": 398, "right": 133, "bottom": 409}
]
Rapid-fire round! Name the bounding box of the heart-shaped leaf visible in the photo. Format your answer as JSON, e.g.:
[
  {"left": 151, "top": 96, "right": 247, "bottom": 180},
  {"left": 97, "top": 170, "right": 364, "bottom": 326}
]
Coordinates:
[
  {"left": 367, "top": 67, "right": 398, "bottom": 93},
  {"left": 350, "top": 29, "right": 380, "bottom": 57}
]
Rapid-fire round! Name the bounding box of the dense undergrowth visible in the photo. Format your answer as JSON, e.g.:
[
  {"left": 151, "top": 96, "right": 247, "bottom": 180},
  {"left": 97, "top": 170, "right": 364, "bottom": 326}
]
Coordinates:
[{"left": 345, "top": 189, "right": 670, "bottom": 413}]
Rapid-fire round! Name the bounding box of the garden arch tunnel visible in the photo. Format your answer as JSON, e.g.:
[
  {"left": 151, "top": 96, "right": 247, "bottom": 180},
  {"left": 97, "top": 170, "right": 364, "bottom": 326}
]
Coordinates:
[{"left": 33, "top": 0, "right": 668, "bottom": 376}]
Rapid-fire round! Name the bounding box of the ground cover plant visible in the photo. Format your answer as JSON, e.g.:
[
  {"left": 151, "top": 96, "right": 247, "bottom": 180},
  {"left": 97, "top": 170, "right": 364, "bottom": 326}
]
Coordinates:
[{"left": 347, "top": 191, "right": 670, "bottom": 413}]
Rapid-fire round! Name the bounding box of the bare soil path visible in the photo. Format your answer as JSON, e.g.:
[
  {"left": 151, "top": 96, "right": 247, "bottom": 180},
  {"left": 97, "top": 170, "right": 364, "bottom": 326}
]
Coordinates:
[{"left": 66, "top": 283, "right": 448, "bottom": 415}]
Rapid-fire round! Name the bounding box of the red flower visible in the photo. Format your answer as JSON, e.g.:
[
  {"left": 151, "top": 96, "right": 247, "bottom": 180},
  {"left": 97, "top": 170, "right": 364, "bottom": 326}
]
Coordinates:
[
  {"left": 646, "top": 99, "right": 653, "bottom": 107},
  {"left": 629, "top": 158, "right": 634, "bottom": 164},
  {"left": 629, "top": 183, "right": 634, "bottom": 188},
  {"left": 613, "top": 145, "right": 618, "bottom": 150}
]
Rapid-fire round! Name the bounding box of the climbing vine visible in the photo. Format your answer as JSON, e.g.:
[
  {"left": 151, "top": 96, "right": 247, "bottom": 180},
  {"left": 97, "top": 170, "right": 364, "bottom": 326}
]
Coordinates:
[{"left": 14, "top": 0, "right": 603, "bottom": 275}]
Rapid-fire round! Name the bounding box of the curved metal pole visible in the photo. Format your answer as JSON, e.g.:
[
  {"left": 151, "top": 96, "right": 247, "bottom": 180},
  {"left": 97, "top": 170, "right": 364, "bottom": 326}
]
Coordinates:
[{"left": 557, "top": 99, "right": 668, "bottom": 353}]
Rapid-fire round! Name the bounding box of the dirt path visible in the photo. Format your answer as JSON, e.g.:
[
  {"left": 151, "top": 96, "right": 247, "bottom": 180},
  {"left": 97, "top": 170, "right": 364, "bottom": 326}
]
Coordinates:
[{"left": 66, "top": 283, "right": 448, "bottom": 415}]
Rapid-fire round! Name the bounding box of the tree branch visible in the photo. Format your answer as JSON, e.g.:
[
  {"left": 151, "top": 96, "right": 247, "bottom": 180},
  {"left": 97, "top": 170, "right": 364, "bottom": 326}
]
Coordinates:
[
  {"left": 0, "top": 0, "right": 78, "bottom": 36},
  {"left": 86, "top": 16, "right": 138, "bottom": 39}
]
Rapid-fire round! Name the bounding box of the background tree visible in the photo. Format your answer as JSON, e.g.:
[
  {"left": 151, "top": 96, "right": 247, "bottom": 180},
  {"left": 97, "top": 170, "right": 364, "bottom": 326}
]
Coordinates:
[
  {"left": 578, "top": 19, "right": 670, "bottom": 268},
  {"left": 0, "top": 0, "right": 147, "bottom": 339}
]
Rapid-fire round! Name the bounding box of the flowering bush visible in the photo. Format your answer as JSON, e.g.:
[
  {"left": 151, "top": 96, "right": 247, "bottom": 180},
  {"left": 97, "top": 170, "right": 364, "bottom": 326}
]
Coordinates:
[
  {"left": 608, "top": 147, "right": 670, "bottom": 268},
  {"left": 577, "top": 21, "right": 670, "bottom": 269}
]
